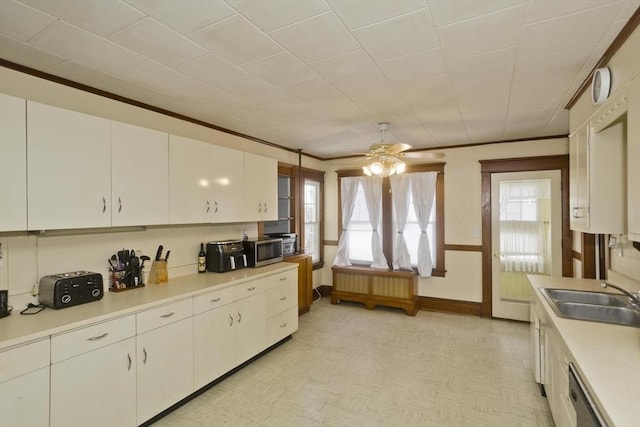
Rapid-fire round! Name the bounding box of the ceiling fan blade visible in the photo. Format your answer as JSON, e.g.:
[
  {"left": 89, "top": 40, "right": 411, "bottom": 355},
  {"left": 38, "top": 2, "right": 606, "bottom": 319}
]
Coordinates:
[
  {"left": 386, "top": 143, "right": 412, "bottom": 154},
  {"left": 401, "top": 151, "right": 445, "bottom": 159}
]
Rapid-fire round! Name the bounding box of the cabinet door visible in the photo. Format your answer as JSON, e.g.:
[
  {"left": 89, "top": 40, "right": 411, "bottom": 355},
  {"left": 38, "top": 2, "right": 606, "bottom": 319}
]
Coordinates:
[
  {"left": 234, "top": 292, "right": 266, "bottom": 365},
  {"left": 193, "top": 305, "right": 235, "bottom": 389},
  {"left": 50, "top": 337, "right": 136, "bottom": 427},
  {"left": 137, "top": 317, "right": 194, "bottom": 424},
  {"left": 628, "top": 78, "right": 640, "bottom": 241},
  {"left": 112, "top": 122, "right": 168, "bottom": 226},
  {"left": 243, "top": 153, "right": 277, "bottom": 221},
  {"left": 0, "top": 367, "right": 49, "bottom": 427},
  {"left": 211, "top": 145, "right": 244, "bottom": 223},
  {"left": 569, "top": 126, "right": 590, "bottom": 231},
  {"left": 27, "top": 101, "right": 111, "bottom": 230},
  {"left": 169, "top": 135, "right": 211, "bottom": 224},
  {"left": 0, "top": 93, "right": 27, "bottom": 231}
]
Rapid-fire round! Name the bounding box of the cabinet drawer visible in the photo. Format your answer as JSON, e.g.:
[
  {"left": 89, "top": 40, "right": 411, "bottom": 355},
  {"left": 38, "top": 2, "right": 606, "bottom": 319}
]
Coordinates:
[
  {"left": 0, "top": 338, "right": 50, "bottom": 382},
  {"left": 265, "top": 269, "right": 297, "bottom": 290},
  {"left": 51, "top": 315, "right": 135, "bottom": 363},
  {"left": 267, "top": 306, "right": 298, "bottom": 345},
  {"left": 234, "top": 279, "right": 265, "bottom": 300},
  {"left": 137, "top": 298, "right": 193, "bottom": 334},
  {"left": 193, "top": 286, "right": 235, "bottom": 315},
  {"left": 266, "top": 281, "right": 297, "bottom": 317}
]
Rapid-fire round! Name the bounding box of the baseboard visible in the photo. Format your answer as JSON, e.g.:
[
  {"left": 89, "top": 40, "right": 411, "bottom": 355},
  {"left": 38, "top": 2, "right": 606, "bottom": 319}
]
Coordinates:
[{"left": 417, "top": 296, "right": 482, "bottom": 316}]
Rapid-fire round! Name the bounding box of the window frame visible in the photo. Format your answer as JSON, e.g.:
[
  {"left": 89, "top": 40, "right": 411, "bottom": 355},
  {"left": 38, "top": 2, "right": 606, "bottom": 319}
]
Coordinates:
[{"left": 337, "top": 163, "right": 445, "bottom": 277}]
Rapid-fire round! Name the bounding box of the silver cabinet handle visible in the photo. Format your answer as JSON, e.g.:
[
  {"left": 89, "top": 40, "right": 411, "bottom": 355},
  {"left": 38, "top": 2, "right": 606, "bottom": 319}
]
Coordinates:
[
  {"left": 160, "top": 312, "right": 175, "bottom": 318},
  {"left": 214, "top": 201, "right": 218, "bottom": 213},
  {"left": 247, "top": 286, "right": 256, "bottom": 291},
  {"left": 280, "top": 322, "right": 287, "bottom": 328},
  {"left": 280, "top": 277, "right": 286, "bottom": 281},
  {"left": 143, "top": 347, "right": 148, "bottom": 364},
  {"left": 264, "top": 202, "right": 268, "bottom": 213},
  {"left": 118, "top": 197, "right": 122, "bottom": 213},
  {"left": 258, "top": 202, "right": 262, "bottom": 213},
  {"left": 211, "top": 297, "right": 221, "bottom": 303},
  {"left": 127, "top": 353, "right": 132, "bottom": 371},
  {"left": 87, "top": 332, "right": 108, "bottom": 341},
  {"left": 206, "top": 200, "right": 210, "bottom": 212},
  {"left": 229, "top": 314, "right": 234, "bottom": 326},
  {"left": 102, "top": 197, "right": 106, "bottom": 213},
  {"left": 280, "top": 296, "right": 287, "bottom": 301},
  {"left": 237, "top": 311, "right": 242, "bottom": 323}
]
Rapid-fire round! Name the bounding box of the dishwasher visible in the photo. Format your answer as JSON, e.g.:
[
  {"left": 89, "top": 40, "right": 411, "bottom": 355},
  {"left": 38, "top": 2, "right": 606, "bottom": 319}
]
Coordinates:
[{"left": 568, "top": 363, "right": 607, "bottom": 426}]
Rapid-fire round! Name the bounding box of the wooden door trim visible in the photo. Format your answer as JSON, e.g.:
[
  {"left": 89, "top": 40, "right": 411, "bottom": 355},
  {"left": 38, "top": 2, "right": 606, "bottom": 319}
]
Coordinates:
[{"left": 479, "top": 155, "right": 572, "bottom": 317}]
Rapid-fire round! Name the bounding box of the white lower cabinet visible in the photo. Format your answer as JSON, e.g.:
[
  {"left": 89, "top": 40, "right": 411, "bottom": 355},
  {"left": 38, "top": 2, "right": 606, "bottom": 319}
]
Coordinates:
[
  {"left": 136, "top": 300, "right": 194, "bottom": 425},
  {"left": 233, "top": 290, "right": 267, "bottom": 364},
  {"left": 265, "top": 269, "right": 298, "bottom": 346},
  {"left": 0, "top": 339, "right": 50, "bottom": 427},
  {"left": 194, "top": 302, "right": 236, "bottom": 389},
  {"left": 50, "top": 315, "right": 137, "bottom": 427}
]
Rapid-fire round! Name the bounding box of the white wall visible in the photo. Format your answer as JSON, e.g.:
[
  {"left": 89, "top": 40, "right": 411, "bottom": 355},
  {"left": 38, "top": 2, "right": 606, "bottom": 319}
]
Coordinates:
[{"left": 322, "top": 138, "right": 569, "bottom": 302}]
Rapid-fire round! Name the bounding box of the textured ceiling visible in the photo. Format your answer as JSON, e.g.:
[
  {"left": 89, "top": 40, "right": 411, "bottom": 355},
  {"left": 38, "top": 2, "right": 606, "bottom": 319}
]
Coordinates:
[{"left": 0, "top": 0, "right": 638, "bottom": 158}]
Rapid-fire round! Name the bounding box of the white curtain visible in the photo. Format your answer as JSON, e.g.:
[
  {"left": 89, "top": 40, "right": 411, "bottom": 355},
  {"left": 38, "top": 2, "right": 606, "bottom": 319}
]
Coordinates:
[
  {"left": 499, "top": 180, "right": 550, "bottom": 274},
  {"left": 333, "top": 177, "right": 360, "bottom": 266},
  {"left": 411, "top": 172, "right": 437, "bottom": 277},
  {"left": 361, "top": 176, "right": 388, "bottom": 269},
  {"left": 389, "top": 174, "right": 412, "bottom": 271}
]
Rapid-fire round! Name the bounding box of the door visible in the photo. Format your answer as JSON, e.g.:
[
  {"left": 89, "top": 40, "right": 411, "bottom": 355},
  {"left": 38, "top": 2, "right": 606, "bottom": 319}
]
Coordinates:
[
  {"left": 0, "top": 93, "right": 27, "bottom": 231},
  {"left": 211, "top": 145, "right": 244, "bottom": 223},
  {"left": 193, "top": 305, "right": 236, "bottom": 389},
  {"left": 491, "top": 170, "right": 562, "bottom": 321}
]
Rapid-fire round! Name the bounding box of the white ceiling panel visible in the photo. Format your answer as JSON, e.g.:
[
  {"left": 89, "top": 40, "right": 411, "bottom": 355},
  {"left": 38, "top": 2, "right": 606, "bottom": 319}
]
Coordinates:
[
  {"left": 0, "top": 0, "right": 636, "bottom": 157},
  {"left": 30, "top": 22, "right": 138, "bottom": 74},
  {"left": 189, "top": 15, "right": 282, "bottom": 65},
  {"left": 519, "top": 3, "right": 622, "bottom": 58},
  {"left": 437, "top": 5, "right": 524, "bottom": 60},
  {"left": 19, "top": 0, "right": 144, "bottom": 37},
  {"left": 428, "top": 0, "right": 524, "bottom": 27},
  {"left": 109, "top": 18, "right": 208, "bottom": 67},
  {"left": 307, "top": 50, "right": 379, "bottom": 84},
  {"left": 352, "top": 9, "right": 439, "bottom": 61},
  {"left": 0, "top": 0, "right": 55, "bottom": 42},
  {"left": 123, "top": 0, "right": 235, "bottom": 34},
  {"left": 241, "top": 52, "right": 316, "bottom": 87},
  {"left": 328, "top": 0, "right": 427, "bottom": 29},
  {"left": 269, "top": 12, "right": 360, "bottom": 63},
  {"left": 377, "top": 48, "right": 447, "bottom": 84},
  {"left": 226, "top": 0, "right": 329, "bottom": 32}
]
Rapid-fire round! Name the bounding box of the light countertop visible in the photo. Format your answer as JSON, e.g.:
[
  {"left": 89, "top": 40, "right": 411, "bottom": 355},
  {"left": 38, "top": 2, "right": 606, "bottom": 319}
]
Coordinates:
[
  {"left": 528, "top": 275, "right": 640, "bottom": 427},
  {"left": 0, "top": 263, "right": 297, "bottom": 351}
]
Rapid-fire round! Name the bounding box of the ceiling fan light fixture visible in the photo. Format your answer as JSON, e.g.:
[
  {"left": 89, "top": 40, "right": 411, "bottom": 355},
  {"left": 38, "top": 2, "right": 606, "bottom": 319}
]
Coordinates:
[
  {"left": 362, "top": 165, "right": 372, "bottom": 176},
  {"left": 370, "top": 161, "right": 383, "bottom": 175}
]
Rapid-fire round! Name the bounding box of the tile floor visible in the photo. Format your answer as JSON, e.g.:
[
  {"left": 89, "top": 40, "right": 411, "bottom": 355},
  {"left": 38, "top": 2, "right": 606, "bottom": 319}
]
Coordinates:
[{"left": 152, "top": 298, "right": 553, "bottom": 426}]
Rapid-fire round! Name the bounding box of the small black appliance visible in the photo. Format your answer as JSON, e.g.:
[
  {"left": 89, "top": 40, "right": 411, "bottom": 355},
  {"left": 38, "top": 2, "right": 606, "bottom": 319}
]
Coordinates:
[
  {"left": 39, "top": 271, "right": 103, "bottom": 309},
  {"left": 206, "top": 241, "right": 247, "bottom": 273}
]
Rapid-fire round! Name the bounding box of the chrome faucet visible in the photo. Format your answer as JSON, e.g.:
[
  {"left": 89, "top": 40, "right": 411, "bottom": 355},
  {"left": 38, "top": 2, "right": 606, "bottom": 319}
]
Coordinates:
[{"left": 601, "top": 282, "right": 640, "bottom": 308}]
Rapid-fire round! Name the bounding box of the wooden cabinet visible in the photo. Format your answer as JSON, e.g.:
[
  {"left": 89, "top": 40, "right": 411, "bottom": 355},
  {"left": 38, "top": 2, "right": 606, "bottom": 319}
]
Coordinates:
[
  {"left": 211, "top": 145, "right": 245, "bottom": 222},
  {"left": 284, "top": 253, "right": 313, "bottom": 315},
  {"left": 50, "top": 316, "right": 136, "bottom": 427},
  {"left": 136, "top": 299, "right": 194, "bottom": 425},
  {"left": 244, "top": 152, "right": 278, "bottom": 221},
  {"left": 569, "top": 121, "right": 625, "bottom": 234},
  {"left": 0, "top": 93, "right": 27, "bottom": 231},
  {"left": 111, "top": 122, "right": 168, "bottom": 226},
  {"left": 27, "top": 101, "right": 111, "bottom": 230},
  {"left": 628, "top": 77, "right": 640, "bottom": 242},
  {"left": 169, "top": 135, "right": 211, "bottom": 224},
  {"left": 0, "top": 338, "right": 50, "bottom": 427}
]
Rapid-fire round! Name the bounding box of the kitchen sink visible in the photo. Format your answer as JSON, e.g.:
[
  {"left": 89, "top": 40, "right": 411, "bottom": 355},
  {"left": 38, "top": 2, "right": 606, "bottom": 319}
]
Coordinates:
[{"left": 540, "top": 288, "right": 640, "bottom": 327}]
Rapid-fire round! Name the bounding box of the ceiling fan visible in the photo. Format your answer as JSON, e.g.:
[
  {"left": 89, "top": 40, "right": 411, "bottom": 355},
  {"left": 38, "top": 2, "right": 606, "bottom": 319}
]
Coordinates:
[{"left": 362, "top": 123, "right": 444, "bottom": 177}]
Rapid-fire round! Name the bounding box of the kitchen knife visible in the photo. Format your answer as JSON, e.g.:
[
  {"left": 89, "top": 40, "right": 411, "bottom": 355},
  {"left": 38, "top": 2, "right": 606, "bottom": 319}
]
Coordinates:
[
  {"left": 155, "top": 245, "right": 163, "bottom": 262},
  {"left": 164, "top": 250, "right": 170, "bottom": 262}
]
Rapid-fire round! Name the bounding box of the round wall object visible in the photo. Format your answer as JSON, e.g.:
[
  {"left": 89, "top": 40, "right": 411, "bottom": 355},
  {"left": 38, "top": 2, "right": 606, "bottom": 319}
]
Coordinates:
[{"left": 591, "top": 67, "right": 611, "bottom": 104}]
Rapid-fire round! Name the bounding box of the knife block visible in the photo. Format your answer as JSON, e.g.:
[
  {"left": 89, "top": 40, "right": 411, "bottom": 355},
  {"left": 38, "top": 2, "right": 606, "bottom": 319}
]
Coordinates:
[{"left": 148, "top": 260, "right": 168, "bottom": 285}]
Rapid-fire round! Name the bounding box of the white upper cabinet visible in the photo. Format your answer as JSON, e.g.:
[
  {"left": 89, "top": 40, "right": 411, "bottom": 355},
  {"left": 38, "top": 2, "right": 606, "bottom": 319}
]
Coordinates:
[
  {"left": 211, "top": 145, "right": 244, "bottom": 223},
  {"left": 169, "top": 135, "right": 211, "bottom": 224},
  {"left": 569, "top": 120, "right": 625, "bottom": 234},
  {"left": 0, "top": 93, "right": 27, "bottom": 231},
  {"left": 112, "top": 122, "right": 168, "bottom": 226},
  {"left": 627, "top": 77, "right": 640, "bottom": 242},
  {"left": 27, "top": 101, "right": 111, "bottom": 230},
  {"left": 243, "top": 152, "right": 278, "bottom": 221}
]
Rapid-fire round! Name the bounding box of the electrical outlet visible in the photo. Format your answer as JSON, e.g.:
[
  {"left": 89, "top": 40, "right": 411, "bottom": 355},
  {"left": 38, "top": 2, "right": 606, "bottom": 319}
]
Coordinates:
[{"left": 31, "top": 283, "right": 39, "bottom": 297}]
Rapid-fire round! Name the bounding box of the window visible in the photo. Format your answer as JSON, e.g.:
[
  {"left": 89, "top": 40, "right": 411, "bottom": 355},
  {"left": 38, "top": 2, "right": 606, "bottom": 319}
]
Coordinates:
[
  {"left": 337, "top": 164, "right": 445, "bottom": 276},
  {"left": 304, "top": 179, "right": 321, "bottom": 264}
]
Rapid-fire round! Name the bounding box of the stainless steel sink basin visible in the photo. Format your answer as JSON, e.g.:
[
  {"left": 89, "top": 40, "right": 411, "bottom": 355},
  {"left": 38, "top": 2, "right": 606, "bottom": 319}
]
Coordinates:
[{"left": 540, "top": 288, "right": 640, "bottom": 327}]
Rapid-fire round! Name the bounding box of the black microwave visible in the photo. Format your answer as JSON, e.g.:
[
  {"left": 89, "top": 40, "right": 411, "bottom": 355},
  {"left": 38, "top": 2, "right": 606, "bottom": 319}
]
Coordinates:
[{"left": 243, "top": 238, "right": 283, "bottom": 267}]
